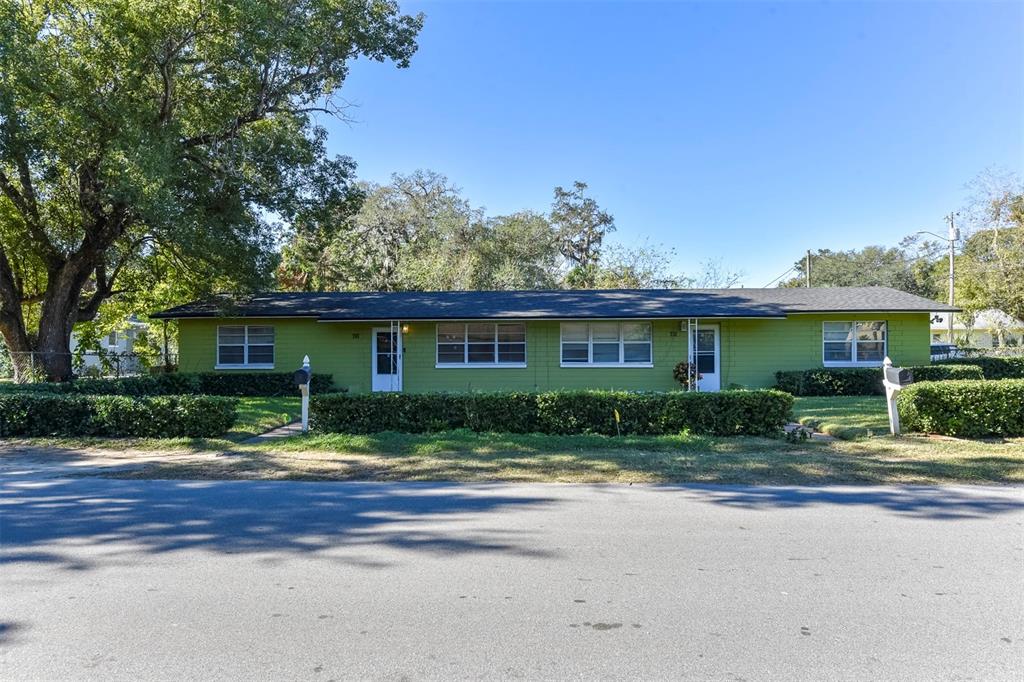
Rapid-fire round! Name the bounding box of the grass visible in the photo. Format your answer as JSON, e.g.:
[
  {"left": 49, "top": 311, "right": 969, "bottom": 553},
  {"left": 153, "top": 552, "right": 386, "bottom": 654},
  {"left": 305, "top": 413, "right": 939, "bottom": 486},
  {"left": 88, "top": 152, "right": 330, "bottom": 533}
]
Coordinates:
[
  {"left": 228, "top": 396, "right": 301, "bottom": 440},
  {"left": 3, "top": 395, "right": 1022, "bottom": 484},
  {"left": 792, "top": 395, "right": 890, "bottom": 439},
  {"left": 6, "top": 427, "right": 1021, "bottom": 485}
]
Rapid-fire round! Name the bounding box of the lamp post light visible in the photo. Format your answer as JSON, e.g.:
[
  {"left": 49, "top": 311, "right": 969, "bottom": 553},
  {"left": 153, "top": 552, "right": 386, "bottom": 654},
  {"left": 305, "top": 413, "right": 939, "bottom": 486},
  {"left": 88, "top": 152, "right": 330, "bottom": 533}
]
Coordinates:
[{"left": 917, "top": 213, "right": 959, "bottom": 344}]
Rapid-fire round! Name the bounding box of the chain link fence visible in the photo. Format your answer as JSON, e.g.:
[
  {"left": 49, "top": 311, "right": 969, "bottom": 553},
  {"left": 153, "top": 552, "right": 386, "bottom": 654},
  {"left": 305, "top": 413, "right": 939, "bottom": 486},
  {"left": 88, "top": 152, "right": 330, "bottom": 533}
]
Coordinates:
[{"left": 1, "top": 351, "right": 177, "bottom": 382}]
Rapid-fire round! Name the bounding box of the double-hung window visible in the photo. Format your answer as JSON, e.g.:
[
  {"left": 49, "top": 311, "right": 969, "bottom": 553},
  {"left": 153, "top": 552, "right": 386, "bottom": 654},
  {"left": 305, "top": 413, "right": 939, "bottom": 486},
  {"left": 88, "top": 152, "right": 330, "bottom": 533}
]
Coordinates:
[
  {"left": 822, "top": 321, "right": 886, "bottom": 366},
  {"left": 217, "top": 325, "right": 275, "bottom": 368},
  {"left": 436, "top": 322, "right": 527, "bottom": 366},
  {"left": 560, "top": 322, "right": 652, "bottom": 366}
]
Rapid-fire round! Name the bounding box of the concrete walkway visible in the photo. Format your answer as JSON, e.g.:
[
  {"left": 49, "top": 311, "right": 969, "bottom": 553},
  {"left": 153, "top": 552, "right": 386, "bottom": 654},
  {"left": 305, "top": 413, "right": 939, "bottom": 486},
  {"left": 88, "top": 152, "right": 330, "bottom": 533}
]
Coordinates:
[{"left": 244, "top": 420, "right": 305, "bottom": 443}]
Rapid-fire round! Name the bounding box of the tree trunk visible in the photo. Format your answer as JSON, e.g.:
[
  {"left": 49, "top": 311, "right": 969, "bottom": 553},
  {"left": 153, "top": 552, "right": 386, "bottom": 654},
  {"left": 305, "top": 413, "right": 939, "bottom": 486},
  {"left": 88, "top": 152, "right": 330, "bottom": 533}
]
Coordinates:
[
  {"left": 35, "top": 257, "right": 97, "bottom": 382},
  {"left": 0, "top": 255, "right": 98, "bottom": 382},
  {"left": 0, "top": 322, "right": 34, "bottom": 382},
  {"left": 0, "top": 248, "right": 34, "bottom": 382}
]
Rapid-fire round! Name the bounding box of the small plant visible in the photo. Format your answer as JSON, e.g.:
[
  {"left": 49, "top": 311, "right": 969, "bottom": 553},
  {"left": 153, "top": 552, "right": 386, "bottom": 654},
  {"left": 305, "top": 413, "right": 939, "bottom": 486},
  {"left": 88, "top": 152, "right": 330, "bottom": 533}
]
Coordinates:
[
  {"left": 673, "top": 361, "right": 702, "bottom": 390},
  {"left": 785, "top": 426, "right": 811, "bottom": 443}
]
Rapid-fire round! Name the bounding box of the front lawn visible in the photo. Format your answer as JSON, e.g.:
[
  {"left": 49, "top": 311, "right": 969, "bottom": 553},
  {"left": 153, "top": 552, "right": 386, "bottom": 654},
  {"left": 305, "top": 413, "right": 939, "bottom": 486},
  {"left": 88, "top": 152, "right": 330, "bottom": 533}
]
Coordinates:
[
  {"left": 5, "top": 428, "right": 1017, "bottom": 485},
  {"left": 228, "top": 396, "right": 301, "bottom": 440},
  {"left": 792, "top": 396, "right": 890, "bottom": 439},
  {"left": 4, "top": 394, "right": 1022, "bottom": 484}
]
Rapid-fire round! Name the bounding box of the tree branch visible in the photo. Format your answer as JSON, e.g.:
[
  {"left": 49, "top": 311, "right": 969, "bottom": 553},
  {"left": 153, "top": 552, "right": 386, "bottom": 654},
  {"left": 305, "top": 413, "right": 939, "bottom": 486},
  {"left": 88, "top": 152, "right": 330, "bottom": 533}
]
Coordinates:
[
  {"left": 75, "top": 264, "right": 111, "bottom": 322},
  {"left": 0, "top": 244, "right": 30, "bottom": 348},
  {"left": 0, "top": 167, "right": 61, "bottom": 267}
]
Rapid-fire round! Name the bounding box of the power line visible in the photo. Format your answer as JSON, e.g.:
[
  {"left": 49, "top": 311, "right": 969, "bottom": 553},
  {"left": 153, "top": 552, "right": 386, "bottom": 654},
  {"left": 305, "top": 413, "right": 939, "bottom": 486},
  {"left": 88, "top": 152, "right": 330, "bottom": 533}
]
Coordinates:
[{"left": 761, "top": 266, "right": 798, "bottom": 286}]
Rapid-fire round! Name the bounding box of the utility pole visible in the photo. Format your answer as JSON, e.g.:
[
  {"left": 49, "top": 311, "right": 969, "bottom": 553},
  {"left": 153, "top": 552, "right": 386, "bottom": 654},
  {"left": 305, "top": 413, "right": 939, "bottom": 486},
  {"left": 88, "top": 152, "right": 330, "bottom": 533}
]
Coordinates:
[
  {"left": 917, "top": 217, "right": 960, "bottom": 345},
  {"left": 945, "top": 213, "right": 959, "bottom": 344},
  {"left": 805, "top": 250, "right": 811, "bottom": 288}
]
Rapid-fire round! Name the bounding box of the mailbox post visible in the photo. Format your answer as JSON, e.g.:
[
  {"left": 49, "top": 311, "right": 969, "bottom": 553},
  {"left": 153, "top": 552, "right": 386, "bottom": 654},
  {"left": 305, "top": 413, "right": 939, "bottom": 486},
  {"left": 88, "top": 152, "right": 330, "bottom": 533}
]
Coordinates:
[
  {"left": 881, "top": 357, "right": 913, "bottom": 435},
  {"left": 293, "top": 355, "right": 311, "bottom": 433}
]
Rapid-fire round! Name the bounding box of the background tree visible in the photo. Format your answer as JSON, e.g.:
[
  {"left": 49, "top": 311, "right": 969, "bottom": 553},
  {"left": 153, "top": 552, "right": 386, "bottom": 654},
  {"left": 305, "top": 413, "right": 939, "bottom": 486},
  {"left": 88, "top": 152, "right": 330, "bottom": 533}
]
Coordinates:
[
  {"left": 772, "top": 170, "right": 1023, "bottom": 344},
  {"left": 276, "top": 160, "right": 366, "bottom": 292},
  {"left": 691, "top": 258, "right": 744, "bottom": 289},
  {"left": 955, "top": 171, "right": 1024, "bottom": 321},
  {"left": 478, "top": 211, "right": 561, "bottom": 289},
  {"left": 780, "top": 245, "right": 938, "bottom": 298},
  {"left": 0, "top": 0, "right": 422, "bottom": 380},
  {"left": 279, "top": 172, "right": 565, "bottom": 291},
  {"left": 550, "top": 181, "right": 616, "bottom": 287},
  {"left": 278, "top": 172, "right": 739, "bottom": 292}
]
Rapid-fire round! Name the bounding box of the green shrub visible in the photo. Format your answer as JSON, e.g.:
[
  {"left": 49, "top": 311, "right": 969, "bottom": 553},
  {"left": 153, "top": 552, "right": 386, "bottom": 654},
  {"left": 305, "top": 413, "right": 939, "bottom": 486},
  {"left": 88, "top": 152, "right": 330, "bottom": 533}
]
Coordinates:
[
  {"left": 935, "top": 356, "right": 1024, "bottom": 380},
  {"left": 64, "top": 373, "right": 201, "bottom": 396},
  {"left": 0, "top": 393, "right": 238, "bottom": 437},
  {"left": 309, "top": 392, "right": 539, "bottom": 434},
  {"left": 195, "top": 372, "right": 334, "bottom": 396},
  {"left": 0, "top": 382, "right": 63, "bottom": 394},
  {"left": 897, "top": 379, "right": 1024, "bottom": 438},
  {"left": 310, "top": 389, "right": 793, "bottom": 437},
  {"left": 909, "top": 365, "right": 985, "bottom": 382},
  {"left": 463, "top": 392, "right": 542, "bottom": 433},
  {"left": 0, "top": 394, "right": 99, "bottom": 436},
  {"left": 0, "top": 372, "right": 333, "bottom": 397},
  {"left": 775, "top": 368, "right": 884, "bottom": 396},
  {"left": 775, "top": 365, "right": 985, "bottom": 396}
]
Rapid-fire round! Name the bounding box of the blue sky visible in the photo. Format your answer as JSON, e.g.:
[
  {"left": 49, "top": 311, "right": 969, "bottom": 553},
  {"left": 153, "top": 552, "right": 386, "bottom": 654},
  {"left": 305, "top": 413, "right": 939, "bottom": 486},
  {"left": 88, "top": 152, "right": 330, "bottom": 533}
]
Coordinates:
[{"left": 323, "top": 1, "right": 1024, "bottom": 287}]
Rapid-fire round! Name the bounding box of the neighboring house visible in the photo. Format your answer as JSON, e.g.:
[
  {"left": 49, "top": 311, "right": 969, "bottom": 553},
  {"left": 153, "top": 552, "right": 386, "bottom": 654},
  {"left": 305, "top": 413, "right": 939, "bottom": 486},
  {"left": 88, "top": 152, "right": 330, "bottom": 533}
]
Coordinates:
[
  {"left": 930, "top": 309, "right": 1024, "bottom": 348},
  {"left": 69, "top": 317, "right": 148, "bottom": 374},
  {"left": 153, "top": 287, "right": 953, "bottom": 393}
]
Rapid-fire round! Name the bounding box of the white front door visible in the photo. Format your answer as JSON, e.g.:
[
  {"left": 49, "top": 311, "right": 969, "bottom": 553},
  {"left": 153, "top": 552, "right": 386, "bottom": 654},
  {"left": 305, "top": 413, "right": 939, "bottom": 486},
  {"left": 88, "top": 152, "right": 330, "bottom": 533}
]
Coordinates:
[
  {"left": 371, "top": 327, "right": 402, "bottom": 392},
  {"left": 692, "top": 324, "right": 721, "bottom": 392}
]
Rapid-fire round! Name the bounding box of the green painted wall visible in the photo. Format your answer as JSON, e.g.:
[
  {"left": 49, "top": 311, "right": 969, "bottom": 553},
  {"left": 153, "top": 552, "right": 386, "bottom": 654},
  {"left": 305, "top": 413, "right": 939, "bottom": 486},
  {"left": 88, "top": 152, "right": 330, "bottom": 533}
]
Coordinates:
[
  {"left": 177, "top": 312, "right": 932, "bottom": 392},
  {"left": 402, "top": 319, "right": 683, "bottom": 392},
  {"left": 178, "top": 317, "right": 377, "bottom": 394},
  {"left": 716, "top": 313, "right": 932, "bottom": 388}
]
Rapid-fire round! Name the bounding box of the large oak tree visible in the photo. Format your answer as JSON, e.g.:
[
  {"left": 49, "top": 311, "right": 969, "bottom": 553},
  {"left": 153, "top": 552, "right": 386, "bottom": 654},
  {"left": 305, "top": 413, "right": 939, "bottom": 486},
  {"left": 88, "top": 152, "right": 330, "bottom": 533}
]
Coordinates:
[{"left": 0, "top": 0, "right": 421, "bottom": 379}]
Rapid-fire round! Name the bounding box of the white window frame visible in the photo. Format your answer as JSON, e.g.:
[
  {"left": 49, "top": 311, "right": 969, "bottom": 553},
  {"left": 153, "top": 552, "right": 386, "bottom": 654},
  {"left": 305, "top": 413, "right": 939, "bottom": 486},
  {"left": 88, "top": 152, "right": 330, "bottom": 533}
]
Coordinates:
[
  {"left": 822, "top": 321, "right": 887, "bottom": 367},
  {"left": 435, "top": 322, "right": 527, "bottom": 368},
  {"left": 216, "top": 325, "right": 275, "bottom": 369},
  {"left": 559, "top": 321, "right": 654, "bottom": 367}
]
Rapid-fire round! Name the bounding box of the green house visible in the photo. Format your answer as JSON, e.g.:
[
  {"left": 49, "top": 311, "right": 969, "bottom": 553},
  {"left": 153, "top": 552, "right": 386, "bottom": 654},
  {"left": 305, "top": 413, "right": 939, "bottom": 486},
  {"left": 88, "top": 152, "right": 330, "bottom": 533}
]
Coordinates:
[{"left": 152, "top": 287, "right": 954, "bottom": 393}]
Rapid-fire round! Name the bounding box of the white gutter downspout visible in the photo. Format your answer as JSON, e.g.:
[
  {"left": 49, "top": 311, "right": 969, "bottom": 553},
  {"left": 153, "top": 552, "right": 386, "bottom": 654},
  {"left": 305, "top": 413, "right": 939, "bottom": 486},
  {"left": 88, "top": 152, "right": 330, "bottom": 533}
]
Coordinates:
[
  {"left": 390, "top": 319, "right": 402, "bottom": 391},
  {"left": 685, "top": 317, "right": 699, "bottom": 392}
]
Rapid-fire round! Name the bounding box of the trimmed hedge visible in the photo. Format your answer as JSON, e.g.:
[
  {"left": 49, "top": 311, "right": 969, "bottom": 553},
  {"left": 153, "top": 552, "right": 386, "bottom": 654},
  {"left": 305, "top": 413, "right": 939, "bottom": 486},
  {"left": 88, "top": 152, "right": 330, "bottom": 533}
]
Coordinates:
[
  {"left": 309, "top": 389, "right": 794, "bottom": 437},
  {"left": 194, "top": 372, "right": 335, "bottom": 396},
  {"left": 0, "top": 372, "right": 333, "bottom": 397},
  {"left": 935, "top": 356, "right": 1024, "bottom": 380},
  {"left": 896, "top": 379, "right": 1024, "bottom": 438},
  {"left": 775, "top": 365, "right": 985, "bottom": 396},
  {"left": 0, "top": 394, "right": 238, "bottom": 437},
  {"left": 65, "top": 373, "right": 201, "bottom": 396},
  {"left": 775, "top": 368, "right": 882, "bottom": 396},
  {"left": 910, "top": 364, "right": 986, "bottom": 382}
]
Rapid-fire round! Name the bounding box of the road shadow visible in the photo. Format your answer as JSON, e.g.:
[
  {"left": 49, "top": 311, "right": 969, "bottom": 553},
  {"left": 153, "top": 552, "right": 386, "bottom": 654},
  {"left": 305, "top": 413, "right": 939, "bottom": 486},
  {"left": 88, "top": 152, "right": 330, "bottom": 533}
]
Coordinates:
[
  {"left": 0, "top": 478, "right": 557, "bottom": 571},
  {"left": 0, "top": 622, "right": 26, "bottom": 648},
  {"left": 669, "top": 484, "right": 1024, "bottom": 520}
]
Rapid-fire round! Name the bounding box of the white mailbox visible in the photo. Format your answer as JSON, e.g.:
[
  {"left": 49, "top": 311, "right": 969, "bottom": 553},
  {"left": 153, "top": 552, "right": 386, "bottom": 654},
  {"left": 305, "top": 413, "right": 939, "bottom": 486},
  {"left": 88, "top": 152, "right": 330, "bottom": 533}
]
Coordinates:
[
  {"left": 881, "top": 357, "right": 912, "bottom": 435},
  {"left": 293, "top": 355, "right": 311, "bottom": 433}
]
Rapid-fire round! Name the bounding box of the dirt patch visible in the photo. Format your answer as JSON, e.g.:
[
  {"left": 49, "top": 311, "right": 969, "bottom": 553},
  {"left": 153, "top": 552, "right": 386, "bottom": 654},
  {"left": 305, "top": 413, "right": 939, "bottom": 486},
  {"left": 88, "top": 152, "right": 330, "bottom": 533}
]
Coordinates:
[{"left": 0, "top": 443, "right": 233, "bottom": 478}]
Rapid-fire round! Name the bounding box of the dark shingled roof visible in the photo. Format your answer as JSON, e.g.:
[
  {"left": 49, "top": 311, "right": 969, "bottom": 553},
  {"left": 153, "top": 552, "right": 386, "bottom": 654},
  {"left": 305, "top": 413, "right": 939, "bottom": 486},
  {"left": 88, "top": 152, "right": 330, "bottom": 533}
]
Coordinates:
[{"left": 151, "top": 287, "right": 956, "bottom": 321}]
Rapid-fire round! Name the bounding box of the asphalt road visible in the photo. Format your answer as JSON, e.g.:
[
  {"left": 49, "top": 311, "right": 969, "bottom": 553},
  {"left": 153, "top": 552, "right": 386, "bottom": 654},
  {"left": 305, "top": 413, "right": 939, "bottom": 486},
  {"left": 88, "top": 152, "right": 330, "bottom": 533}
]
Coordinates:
[{"left": 1, "top": 475, "right": 1022, "bottom": 681}]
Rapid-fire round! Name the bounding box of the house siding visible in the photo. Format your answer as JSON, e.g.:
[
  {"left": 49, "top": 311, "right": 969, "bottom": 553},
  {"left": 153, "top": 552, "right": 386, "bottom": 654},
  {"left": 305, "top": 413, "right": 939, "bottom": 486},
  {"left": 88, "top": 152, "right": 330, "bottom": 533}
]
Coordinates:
[
  {"left": 717, "top": 313, "right": 931, "bottom": 388},
  {"left": 176, "top": 312, "right": 932, "bottom": 392}
]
